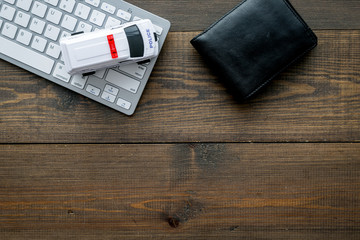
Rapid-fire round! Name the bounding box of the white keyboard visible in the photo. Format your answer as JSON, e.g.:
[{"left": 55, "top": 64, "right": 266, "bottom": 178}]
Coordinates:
[{"left": 0, "top": 0, "right": 170, "bottom": 115}]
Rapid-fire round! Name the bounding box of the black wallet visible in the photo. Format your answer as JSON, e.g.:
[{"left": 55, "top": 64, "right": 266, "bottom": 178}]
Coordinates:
[{"left": 190, "top": 0, "right": 318, "bottom": 100}]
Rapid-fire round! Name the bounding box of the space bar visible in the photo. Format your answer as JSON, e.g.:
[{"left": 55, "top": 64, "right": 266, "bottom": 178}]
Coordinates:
[{"left": 0, "top": 36, "right": 54, "bottom": 74}]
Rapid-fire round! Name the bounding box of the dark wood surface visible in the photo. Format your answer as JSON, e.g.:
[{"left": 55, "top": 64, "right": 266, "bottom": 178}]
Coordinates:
[{"left": 0, "top": 0, "right": 359, "bottom": 239}]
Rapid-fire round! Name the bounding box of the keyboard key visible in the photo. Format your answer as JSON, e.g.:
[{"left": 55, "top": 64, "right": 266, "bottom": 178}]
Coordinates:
[
  {"left": 3, "top": 0, "right": 15, "bottom": 4},
  {"left": 85, "top": 0, "right": 100, "bottom": 8},
  {"left": 94, "top": 69, "right": 106, "bottom": 79},
  {"left": 46, "top": 42, "right": 61, "bottom": 58},
  {"left": 53, "top": 63, "right": 70, "bottom": 82},
  {"left": 116, "top": 9, "right": 131, "bottom": 22},
  {"left": 60, "top": 30, "right": 70, "bottom": 39},
  {"left": 101, "top": 92, "right": 116, "bottom": 103},
  {"left": 101, "top": 2, "right": 116, "bottom": 14},
  {"left": 2, "top": 22, "right": 17, "bottom": 38},
  {"left": 31, "top": 1, "right": 48, "bottom": 18},
  {"left": 89, "top": 9, "right": 105, "bottom": 26},
  {"left": 76, "top": 21, "right": 92, "bottom": 32},
  {"left": 154, "top": 24, "right": 163, "bottom": 35},
  {"left": 44, "top": 24, "right": 60, "bottom": 41},
  {"left": 0, "top": 4, "right": 16, "bottom": 21},
  {"left": 71, "top": 75, "right": 88, "bottom": 89},
  {"left": 59, "top": 0, "right": 76, "bottom": 13},
  {"left": 31, "top": 35, "right": 47, "bottom": 52},
  {"left": 116, "top": 98, "right": 131, "bottom": 110},
  {"left": 61, "top": 15, "right": 77, "bottom": 31},
  {"left": 46, "top": 8, "right": 62, "bottom": 24},
  {"left": 74, "top": 3, "right": 91, "bottom": 20},
  {"left": 119, "top": 64, "right": 147, "bottom": 79},
  {"left": 105, "top": 16, "right": 121, "bottom": 28},
  {"left": 86, "top": 84, "right": 100, "bottom": 96},
  {"left": 16, "top": 29, "right": 32, "bottom": 45},
  {"left": 104, "top": 84, "right": 119, "bottom": 96},
  {"left": 14, "top": 11, "right": 31, "bottom": 27},
  {"left": 44, "top": 0, "right": 59, "bottom": 6},
  {"left": 0, "top": 36, "right": 54, "bottom": 74},
  {"left": 105, "top": 69, "right": 140, "bottom": 94},
  {"left": 16, "top": 0, "right": 32, "bottom": 11},
  {"left": 29, "top": 17, "right": 46, "bottom": 34},
  {"left": 0, "top": 19, "right": 3, "bottom": 28}
]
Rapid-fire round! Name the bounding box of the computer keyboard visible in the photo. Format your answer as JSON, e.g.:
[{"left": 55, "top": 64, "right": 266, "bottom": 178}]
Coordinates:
[{"left": 0, "top": 0, "right": 170, "bottom": 115}]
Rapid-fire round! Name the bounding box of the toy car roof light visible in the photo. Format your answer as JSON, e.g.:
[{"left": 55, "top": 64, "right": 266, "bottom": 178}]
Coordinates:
[{"left": 60, "top": 19, "right": 159, "bottom": 75}]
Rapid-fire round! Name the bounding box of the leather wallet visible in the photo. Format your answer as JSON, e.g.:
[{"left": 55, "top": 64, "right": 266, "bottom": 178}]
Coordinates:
[{"left": 190, "top": 0, "right": 317, "bottom": 100}]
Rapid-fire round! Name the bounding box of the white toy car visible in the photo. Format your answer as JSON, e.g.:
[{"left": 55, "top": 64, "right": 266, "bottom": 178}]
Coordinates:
[{"left": 60, "top": 19, "right": 159, "bottom": 75}]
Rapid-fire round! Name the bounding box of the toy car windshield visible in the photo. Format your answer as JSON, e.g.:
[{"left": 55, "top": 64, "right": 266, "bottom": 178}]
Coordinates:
[{"left": 125, "top": 25, "right": 144, "bottom": 58}]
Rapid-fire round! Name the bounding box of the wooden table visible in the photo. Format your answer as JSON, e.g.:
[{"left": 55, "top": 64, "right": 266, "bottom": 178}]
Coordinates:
[{"left": 1, "top": 0, "right": 359, "bottom": 239}]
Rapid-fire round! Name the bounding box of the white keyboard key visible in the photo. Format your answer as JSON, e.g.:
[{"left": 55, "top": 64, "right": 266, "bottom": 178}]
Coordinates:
[
  {"left": 116, "top": 9, "right": 131, "bottom": 22},
  {"left": 60, "top": 30, "right": 70, "bottom": 39},
  {"left": 0, "top": 36, "right": 54, "bottom": 74},
  {"left": 53, "top": 63, "right": 70, "bottom": 82},
  {"left": 154, "top": 24, "right": 163, "bottom": 36},
  {"left": 94, "top": 69, "right": 106, "bottom": 79},
  {"left": 14, "top": 11, "right": 31, "bottom": 27},
  {"left": 46, "top": 8, "right": 62, "bottom": 24},
  {"left": 0, "top": 4, "right": 16, "bottom": 21},
  {"left": 61, "top": 15, "right": 77, "bottom": 31},
  {"left": 105, "top": 16, "right": 121, "bottom": 28},
  {"left": 29, "top": 17, "right": 46, "bottom": 34},
  {"left": 31, "top": 35, "right": 47, "bottom": 52},
  {"left": 119, "top": 64, "right": 147, "bottom": 79},
  {"left": 31, "top": 1, "right": 47, "bottom": 18},
  {"left": 104, "top": 84, "right": 119, "bottom": 96},
  {"left": 116, "top": 98, "right": 131, "bottom": 110},
  {"left": 2, "top": 22, "right": 17, "bottom": 38},
  {"left": 101, "top": 2, "right": 116, "bottom": 14},
  {"left": 44, "top": 24, "right": 60, "bottom": 41},
  {"left": 89, "top": 9, "right": 105, "bottom": 26},
  {"left": 76, "top": 21, "right": 92, "bottom": 32},
  {"left": 3, "top": 0, "right": 15, "bottom": 4},
  {"left": 59, "top": 0, "right": 75, "bottom": 13},
  {"left": 85, "top": 0, "right": 100, "bottom": 7},
  {"left": 101, "top": 92, "right": 116, "bottom": 103},
  {"left": 0, "top": 19, "right": 3, "bottom": 28},
  {"left": 16, "top": 29, "right": 32, "bottom": 45},
  {"left": 44, "top": 0, "right": 59, "bottom": 6},
  {"left": 46, "top": 42, "right": 61, "bottom": 58},
  {"left": 71, "top": 75, "right": 88, "bottom": 89},
  {"left": 105, "top": 69, "right": 140, "bottom": 94},
  {"left": 16, "top": 0, "right": 32, "bottom": 11},
  {"left": 74, "top": 3, "right": 91, "bottom": 20},
  {"left": 86, "top": 84, "right": 100, "bottom": 96}
]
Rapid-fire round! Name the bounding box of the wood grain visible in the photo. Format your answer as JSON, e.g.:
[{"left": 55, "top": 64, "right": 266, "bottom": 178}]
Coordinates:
[
  {"left": 0, "top": 1, "right": 359, "bottom": 238},
  {"left": 126, "top": 0, "right": 360, "bottom": 31},
  {"left": 0, "top": 31, "right": 359, "bottom": 143},
  {"left": 0, "top": 143, "right": 359, "bottom": 239}
]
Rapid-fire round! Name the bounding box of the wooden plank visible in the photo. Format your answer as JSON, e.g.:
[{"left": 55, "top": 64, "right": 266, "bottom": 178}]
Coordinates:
[
  {"left": 0, "top": 143, "right": 359, "bottom": 239},
  {"left": 126, "top": 0, "right": 360, "bottom": 31},
  {"left": 0, "top": 30, "right": 359, "bottom": 143}
]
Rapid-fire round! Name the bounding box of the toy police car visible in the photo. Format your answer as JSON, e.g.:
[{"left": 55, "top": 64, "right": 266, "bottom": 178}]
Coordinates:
[{"left": 60, "top": 19, "right": 159, "bottom": 75}]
